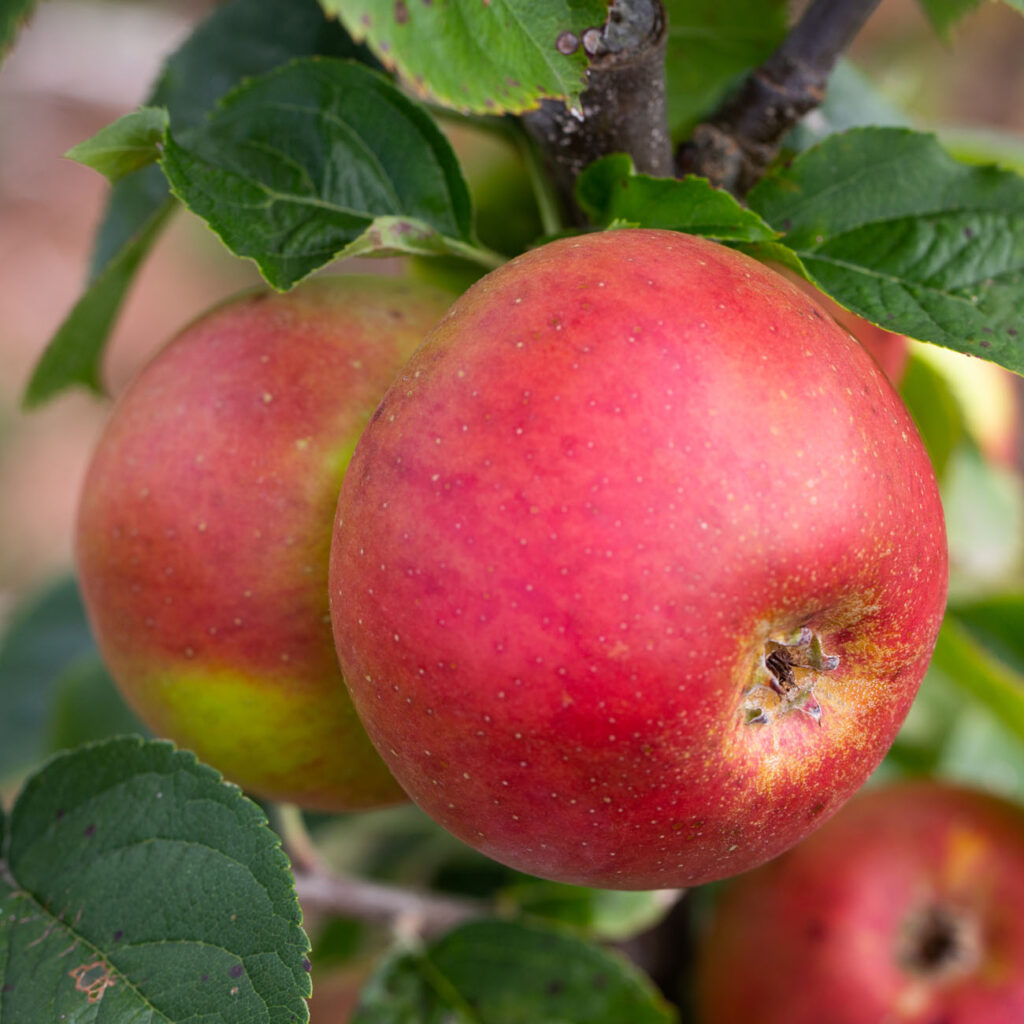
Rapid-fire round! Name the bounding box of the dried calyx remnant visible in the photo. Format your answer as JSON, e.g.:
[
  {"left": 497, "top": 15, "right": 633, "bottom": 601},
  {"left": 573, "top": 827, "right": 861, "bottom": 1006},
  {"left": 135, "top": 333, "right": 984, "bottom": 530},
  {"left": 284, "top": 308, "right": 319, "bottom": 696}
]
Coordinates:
[
  {"left": 899, "top": 904, "right": 981, "bottom": 978},
  {"left": 744, "top": 627, "right": 839, "bottom": 725}
]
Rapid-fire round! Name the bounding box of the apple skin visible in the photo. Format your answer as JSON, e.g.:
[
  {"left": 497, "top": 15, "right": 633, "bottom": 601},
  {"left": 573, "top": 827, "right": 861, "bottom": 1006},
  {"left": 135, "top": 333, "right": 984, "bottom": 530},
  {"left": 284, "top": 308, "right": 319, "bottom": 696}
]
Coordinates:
[
  {"left": 76, "top": 275, "right": 453, "bottom": 811},
  {"left": 328, "top": 229, "right": 948, "bottom": 888},
  {"left": 768, "top": 262, "right": 909, "bottom": 385},
  {"left": 696, "top": 781, "right": 1024, "bottom": 1024}
]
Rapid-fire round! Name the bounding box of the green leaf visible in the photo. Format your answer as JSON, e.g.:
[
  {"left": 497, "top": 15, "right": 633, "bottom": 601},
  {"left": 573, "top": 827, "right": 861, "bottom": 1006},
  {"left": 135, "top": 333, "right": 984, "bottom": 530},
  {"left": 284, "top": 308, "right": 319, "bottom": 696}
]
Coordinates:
[
  {"left": 66, "top": 107, "right": 169, "bottom": 183},
  {"left": 0, "top": 0, "right": 34, "bottom": 60},
  {"left": 937, "top": 701, "right": 1024, "bottom": 800},
  {"left": 577, "top": 155, "right": 779, "bottom": 242},
  {"left": 883, "top": 665, "right": 965, "bottom": 778},
  {"left": 940, "top": 127, "right": 1024, "bottom": 177},
  {"left": 948, "top": 592, "right": 1024, "bottom": 677},
  {"left": 942, "top": 444, "right": 1024, "bottom": 594},
  {"left": 351, "top": 919, "right": 676, "bottom": 1024},
  {"left": 22, "top": 197, "right": 174, "bottom": 406},
  {"left": 885, "top": 662, "right": 1024, "bottom": 801},
  {"left": 917, "top": 0, "right": 984, "bottom": 37},
  {"left": 930, "top": 618, "right": 1024, "bottom": 745},
  {"left": 1001, "top": 0, "right": 1024, "bottom": 15},
  {"left": 663, "top": 0, "right": 788, "bottom": 137},
  {"left": 0, "top": 737, "right": 311, "bottom": 1021},
  {"left": 97, "top": 0, "right": 370, "bottom": 265},
  {"left": 896, "top": 353, "right": 965, "bottom": 480},
  {"left": 48, "top": 659, "right": 147, "bottom": 754},
  {"left": 162, "top": 57, "right": 482, "bottom": 290},
  {"left": 0, "top": 577, "right": 146, "bottom": 783},
  {"left": 26, "top": 0, "right": 366, "bottom": 406},
  {"left": 326, "top": 0, "right": 605, "bottom": 117},
  {"left": 748, "top": 127, "right": 1024, "bottom": 374},
  {"left": 498, "top": 880, "right": 677, "bottom": 941},
  {"left": 0, "top": 580, "right": 102, "bottom": 780},
  {"left": 151, "top": 0, "right": 375, "bottom": 132}
]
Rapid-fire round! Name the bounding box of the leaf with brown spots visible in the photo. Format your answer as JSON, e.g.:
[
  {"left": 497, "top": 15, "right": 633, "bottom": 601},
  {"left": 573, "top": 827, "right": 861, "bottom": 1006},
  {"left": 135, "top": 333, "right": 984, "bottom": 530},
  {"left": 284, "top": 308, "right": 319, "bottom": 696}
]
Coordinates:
[
  {"left": 0, "top": 737, "right": 311, "bottom": 1022},
  {"left": 324, "top": 0, "right": 607, "bottom": 115}
]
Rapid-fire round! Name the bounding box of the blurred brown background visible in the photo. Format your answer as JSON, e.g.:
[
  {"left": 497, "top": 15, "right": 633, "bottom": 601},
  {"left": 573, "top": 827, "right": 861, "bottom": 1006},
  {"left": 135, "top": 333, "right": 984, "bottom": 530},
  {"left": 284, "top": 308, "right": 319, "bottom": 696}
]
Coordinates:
[{"left": 0, "top": 0, "right": 1022, "bottom": 614}]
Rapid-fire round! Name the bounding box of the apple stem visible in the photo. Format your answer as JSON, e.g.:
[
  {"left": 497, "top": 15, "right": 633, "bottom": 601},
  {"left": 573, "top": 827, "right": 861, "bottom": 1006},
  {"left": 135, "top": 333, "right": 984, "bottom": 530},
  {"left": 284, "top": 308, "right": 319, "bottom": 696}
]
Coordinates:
[{"left": 676, "top": 0, "right": 885, "bottom": 193}]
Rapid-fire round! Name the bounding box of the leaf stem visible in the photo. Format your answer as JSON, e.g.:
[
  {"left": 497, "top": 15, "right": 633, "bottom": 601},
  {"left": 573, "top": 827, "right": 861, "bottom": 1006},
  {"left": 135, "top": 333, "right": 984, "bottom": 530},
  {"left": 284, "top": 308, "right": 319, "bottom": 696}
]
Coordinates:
[
  {"left": 676, "top": 0, "right": 885, "bottom": 194},
  {"left": 443, "top": 238, "right": 507, "bottom": 270},
  {"left": 515, "top": 130, "right": 564, "bottom": 239}
]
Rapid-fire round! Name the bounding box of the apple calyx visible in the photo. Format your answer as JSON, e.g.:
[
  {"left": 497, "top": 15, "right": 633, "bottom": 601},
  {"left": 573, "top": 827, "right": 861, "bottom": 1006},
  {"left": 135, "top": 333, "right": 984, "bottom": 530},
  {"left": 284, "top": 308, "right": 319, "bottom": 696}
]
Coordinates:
[
  {"left": 743, "top": 627, "right": 839, "bottom": 726},
  {"left": 899, "top": 904, "right": 981, "bottom": 980}
]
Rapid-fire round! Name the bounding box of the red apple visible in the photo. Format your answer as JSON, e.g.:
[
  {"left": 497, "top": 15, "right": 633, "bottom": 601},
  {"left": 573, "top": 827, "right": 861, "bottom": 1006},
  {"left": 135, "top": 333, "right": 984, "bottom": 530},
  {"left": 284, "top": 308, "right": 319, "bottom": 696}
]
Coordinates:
[
  {"left": 768, "top": 262, "right": 910, "bottom": 385},
  {"left": 329, "top": 229, "right": 948, "bottom": 888},
  {"left": 77, "top": 274, "right": 453, "bottom": 811},
  {"left": 696, "top": 781, "right": 1024, "bottom": 1023}
]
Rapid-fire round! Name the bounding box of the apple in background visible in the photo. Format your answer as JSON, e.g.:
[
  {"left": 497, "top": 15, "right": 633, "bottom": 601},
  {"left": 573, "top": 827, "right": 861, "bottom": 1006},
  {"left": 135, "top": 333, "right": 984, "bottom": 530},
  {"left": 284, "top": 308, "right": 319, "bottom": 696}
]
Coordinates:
[
  {"left": 329, "top": 229, "right": 947, "bottom": 889},
  {"left": 767, "top": 262, "right": 910, "bottom": 385},
  {"left": 696, "top": 781, "right": 1024, "bottom": 1023},
  {"left": 76, "top": 274, "right": 453, "bottom": 811}
]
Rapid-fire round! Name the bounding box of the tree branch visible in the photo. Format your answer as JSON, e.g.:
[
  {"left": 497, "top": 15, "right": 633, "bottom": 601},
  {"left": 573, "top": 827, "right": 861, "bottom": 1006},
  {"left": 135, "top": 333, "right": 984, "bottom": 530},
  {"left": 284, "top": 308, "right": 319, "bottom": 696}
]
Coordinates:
[
  {"left": 294, "top": 869, "right": 487, "bottom": 938},
  {"left": 521, "top": 0, "right": 671, "bottom": 225},
  {"left": 676, "top": 0, "right": 884, "bottom": 194}
]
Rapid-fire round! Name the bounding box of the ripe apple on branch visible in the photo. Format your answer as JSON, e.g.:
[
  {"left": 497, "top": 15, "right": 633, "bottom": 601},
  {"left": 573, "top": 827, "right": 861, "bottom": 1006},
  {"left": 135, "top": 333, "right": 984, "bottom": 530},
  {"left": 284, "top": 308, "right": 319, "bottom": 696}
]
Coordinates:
[
  {"left": 697, "top": 781, "right": 1024, "bottom": 1023},
  {"left": 330, "top": 228, "right": 948, "bottom": 889},
  {"left": 2, "top": 0, "right": 1023, "bottom": 1021}
]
